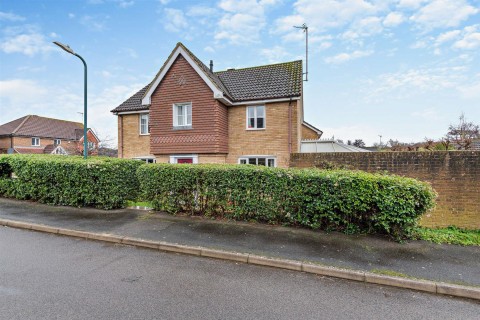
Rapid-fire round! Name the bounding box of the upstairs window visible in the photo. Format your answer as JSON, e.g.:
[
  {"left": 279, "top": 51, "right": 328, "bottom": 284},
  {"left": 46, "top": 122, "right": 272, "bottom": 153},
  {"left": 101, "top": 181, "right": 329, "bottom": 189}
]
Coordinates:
[
  {"left": 54, "top": 139, "right": 61, "bottom": 145},
  {"left": 32, "top": 137, "right": 40, "bottom": 146},
  {"left": 247, "top": 105, "right": 265, "bottom": 129},
  {"left": 140, "top": 113, "right": 149, "bottom": 135},
  {"left": 173, "top": 103, "right": 192, "bottom": 128}
]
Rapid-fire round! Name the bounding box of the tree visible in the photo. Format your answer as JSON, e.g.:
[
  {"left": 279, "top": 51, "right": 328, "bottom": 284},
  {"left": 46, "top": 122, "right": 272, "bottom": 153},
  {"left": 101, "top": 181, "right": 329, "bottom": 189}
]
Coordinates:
[
  {"left": 353, "top": 139, "right": 366, "bottom": 148},
  {"left": 447, "top": 113, "right": 479, "bottom": 150}
]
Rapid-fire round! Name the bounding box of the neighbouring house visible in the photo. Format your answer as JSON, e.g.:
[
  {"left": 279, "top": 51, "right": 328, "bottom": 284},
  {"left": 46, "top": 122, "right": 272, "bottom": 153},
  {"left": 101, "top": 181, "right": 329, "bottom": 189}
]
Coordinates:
[
  {"left": 111, "top": 42, "right": 322, "bottom": 167},
  {"left": 301, "top": 139, "right": 371, "bottom": 153},
  {"left": 0, "top": 115, "right": 100, "bottom": 155}
]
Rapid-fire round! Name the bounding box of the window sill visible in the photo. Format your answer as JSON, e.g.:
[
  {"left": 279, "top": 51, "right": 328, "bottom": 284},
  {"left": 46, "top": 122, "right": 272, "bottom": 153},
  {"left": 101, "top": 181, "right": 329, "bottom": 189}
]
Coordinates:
[
  {"left": 139, "top": 133, "right": 150, "bottom": 136},
  {"left": 246, "top": 128, "right": 266, "bottom": 131},
  {"left": 173, "top": 125, "right": 193, "bottom": 130}
]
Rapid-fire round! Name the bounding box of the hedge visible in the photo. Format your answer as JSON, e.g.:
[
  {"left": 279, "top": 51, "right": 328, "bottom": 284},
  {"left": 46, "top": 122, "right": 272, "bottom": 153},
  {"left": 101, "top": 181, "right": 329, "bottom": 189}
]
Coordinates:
[
  {"left": 0, "top": 154, "right": 143, "bottom": 209},
  {"left": 137, "top": 164, "right": 437, "bottom": 239}
]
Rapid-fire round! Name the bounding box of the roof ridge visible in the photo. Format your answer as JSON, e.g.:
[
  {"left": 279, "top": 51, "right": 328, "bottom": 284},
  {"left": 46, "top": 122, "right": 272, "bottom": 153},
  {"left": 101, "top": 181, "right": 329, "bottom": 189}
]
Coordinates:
[
  {"left": 12, "top": 115, "right": 31, "bottom": 134},
  {"left": 35, "top": 115, "right": 83, "bottom": 126},
  {"left": 214, "top": 60, "right": 302, "bottom": 73}
]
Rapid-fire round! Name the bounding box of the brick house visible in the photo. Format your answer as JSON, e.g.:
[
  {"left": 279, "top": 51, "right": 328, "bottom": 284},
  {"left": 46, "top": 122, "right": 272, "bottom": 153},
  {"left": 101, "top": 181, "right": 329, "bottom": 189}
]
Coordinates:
[
  {"left": 111, "top": 43, "right": 322, "bottom": 167},
  {"left": 0, "top": 115, "right": 100, "bottom": 155}
]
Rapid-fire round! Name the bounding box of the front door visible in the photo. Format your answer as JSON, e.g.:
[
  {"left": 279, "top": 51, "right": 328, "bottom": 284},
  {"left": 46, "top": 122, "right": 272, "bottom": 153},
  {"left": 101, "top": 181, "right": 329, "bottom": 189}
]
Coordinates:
[{"left": 177, "top": 158, "right": 193, "bottom": 164}]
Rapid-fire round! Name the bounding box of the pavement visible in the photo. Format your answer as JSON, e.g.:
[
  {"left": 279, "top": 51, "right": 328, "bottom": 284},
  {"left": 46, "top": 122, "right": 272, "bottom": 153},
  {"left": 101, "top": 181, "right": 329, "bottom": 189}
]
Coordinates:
[{"left": 1, "top": 197, "right": 479, "bottom": 300}]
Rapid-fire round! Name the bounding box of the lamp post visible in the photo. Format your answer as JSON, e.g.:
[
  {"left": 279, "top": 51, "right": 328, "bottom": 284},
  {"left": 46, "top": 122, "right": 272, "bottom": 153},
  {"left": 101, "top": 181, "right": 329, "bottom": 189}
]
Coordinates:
[{"left": 53, "top": 41, "right": 88, "bottom": 159}]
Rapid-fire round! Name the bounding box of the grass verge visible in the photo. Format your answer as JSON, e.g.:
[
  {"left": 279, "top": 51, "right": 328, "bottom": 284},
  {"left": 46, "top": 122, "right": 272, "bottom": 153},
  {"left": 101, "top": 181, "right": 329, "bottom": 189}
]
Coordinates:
[{"left": 414, "top": 227, "right": 480, "bottom": 246}]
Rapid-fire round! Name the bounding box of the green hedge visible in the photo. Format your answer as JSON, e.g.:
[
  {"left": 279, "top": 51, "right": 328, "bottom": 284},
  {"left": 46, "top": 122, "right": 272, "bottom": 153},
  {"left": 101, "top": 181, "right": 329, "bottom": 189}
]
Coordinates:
[
  {"left": 0, "top": 154, "right": 143, "bottom": 209},
  {"left": 137, "top": 164, "right": 437, "bottom": 239}
]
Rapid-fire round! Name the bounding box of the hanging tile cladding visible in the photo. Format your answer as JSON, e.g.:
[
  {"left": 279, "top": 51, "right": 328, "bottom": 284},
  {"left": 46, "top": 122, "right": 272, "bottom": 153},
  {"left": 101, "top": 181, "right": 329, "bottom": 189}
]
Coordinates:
[{"left": 149, "top": 55, "right": 228, "bottom": 155}]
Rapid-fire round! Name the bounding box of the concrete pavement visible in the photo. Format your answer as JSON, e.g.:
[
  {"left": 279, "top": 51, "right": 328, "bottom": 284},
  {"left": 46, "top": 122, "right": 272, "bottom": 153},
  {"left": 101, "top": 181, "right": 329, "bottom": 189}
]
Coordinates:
[{"left": 0, "top": 197, "right": 479, "bottom": 300}]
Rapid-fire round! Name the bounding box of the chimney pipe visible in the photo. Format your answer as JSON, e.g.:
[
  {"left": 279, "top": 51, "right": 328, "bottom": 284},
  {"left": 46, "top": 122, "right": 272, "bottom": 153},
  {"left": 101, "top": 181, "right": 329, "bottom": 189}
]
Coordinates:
[{"left": 209, "top": 60, "right": 213, "bottom": 72}]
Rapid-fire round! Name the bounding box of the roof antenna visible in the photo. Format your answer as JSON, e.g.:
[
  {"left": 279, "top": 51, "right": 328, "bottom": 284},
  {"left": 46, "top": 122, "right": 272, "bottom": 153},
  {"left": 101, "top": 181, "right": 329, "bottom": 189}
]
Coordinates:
[{"left": 293, "top": 23, "right": 308, "bottom": 81}]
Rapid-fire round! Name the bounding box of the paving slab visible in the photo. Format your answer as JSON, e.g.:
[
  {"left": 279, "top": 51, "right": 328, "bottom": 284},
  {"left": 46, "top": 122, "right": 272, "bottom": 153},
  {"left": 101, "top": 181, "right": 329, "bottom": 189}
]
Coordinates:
[{"left": 0, "top": 197, "right": 479, "bottom": 286}]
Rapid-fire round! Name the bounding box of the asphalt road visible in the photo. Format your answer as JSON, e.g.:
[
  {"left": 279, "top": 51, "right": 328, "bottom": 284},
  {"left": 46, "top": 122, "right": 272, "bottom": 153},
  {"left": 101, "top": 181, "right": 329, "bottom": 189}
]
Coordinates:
[{"left": 1, "top": 227, "right": 478, "bottom": 320}]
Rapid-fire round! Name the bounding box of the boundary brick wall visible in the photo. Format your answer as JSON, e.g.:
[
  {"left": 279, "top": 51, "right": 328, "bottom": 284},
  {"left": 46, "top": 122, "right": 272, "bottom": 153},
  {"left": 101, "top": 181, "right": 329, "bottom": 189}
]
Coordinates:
[{"left": 290, "top": 151, "right": 480, "bottom": 229}]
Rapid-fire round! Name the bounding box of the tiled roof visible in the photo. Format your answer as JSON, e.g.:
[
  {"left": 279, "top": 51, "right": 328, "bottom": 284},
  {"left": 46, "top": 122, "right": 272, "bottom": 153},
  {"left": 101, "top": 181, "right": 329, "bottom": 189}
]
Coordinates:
[
  {"left": 111, "top": 43, "right": 303, "bottom": 113},
  {"left": 109, "top": 84, "right": 150, "bottom": 113},
  {"left": 0, "top": 115, "right": 83, "bottom": 140},
  {"left": 14, "top": 147, "right": 45, "bottom": 154},
  {"left": 216, "top": 60, "right": 303, "bottom": 102}
]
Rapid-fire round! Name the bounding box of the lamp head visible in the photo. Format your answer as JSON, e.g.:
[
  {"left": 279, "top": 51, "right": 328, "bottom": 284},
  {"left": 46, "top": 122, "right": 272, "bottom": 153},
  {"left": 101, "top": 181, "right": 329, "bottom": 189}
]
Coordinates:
[{"left": 53, "top": 41, "right": 75, "bottom": 55}]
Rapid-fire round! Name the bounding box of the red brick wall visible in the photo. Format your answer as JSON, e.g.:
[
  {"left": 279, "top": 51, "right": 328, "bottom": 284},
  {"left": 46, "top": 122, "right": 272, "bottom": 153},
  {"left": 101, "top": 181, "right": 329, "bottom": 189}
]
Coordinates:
[
  {"left": 290, "top": 151, "right": 480, "bottom": 229},
  {"left": 149, "top": 55, "right": 228, "bottom": 155}
]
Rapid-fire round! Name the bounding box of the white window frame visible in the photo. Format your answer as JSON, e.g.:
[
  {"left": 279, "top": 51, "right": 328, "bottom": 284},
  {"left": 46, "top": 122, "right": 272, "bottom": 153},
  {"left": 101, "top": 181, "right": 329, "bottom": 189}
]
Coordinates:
[
  {"left": 32, "top": 137, "right": 40, "bottom": 146},
  {"left": 173, "top": 102, "right": 192, "bottom": 128},
  {"left": 139, "top": 113, "right": 149, "bottom": 135},
  {"left": 133, "top": 156, "right": 156, "bottom": 164},
  {"left": 54, "top": 139, "right": 61, "bottom": 145},
  {"left": 238, "top": 156, "right": 276, "bottom": 167},
  {"left": 169, "top": 154, "right": 198, "bottom": 164},
  {"left": 246, "top": 105, "right": 266, "bottom": 130}
]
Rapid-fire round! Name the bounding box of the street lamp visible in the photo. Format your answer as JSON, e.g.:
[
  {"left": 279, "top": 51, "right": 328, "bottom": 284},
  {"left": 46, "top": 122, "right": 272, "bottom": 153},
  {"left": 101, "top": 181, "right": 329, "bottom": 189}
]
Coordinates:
[{"left": 53, "top": 41, "right": 88, "bottom": 159}]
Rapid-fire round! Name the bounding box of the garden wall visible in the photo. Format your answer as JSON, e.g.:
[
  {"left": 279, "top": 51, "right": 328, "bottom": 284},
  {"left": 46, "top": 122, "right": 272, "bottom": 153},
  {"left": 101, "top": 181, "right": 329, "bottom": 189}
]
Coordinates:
[{"left": 290, "top": 151, "right": 480, "bottom": 229}]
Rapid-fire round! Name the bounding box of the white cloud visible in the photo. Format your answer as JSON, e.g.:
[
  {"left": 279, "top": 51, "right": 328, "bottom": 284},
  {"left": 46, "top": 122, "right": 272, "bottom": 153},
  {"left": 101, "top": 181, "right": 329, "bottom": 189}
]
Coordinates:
[
  {"left": 215, "top": 0, "right": 279, "bottom": 45},
  {"left": 163, "top": 8, "right": 189, "bottom": 33},
  {"left": 341, "top": 16, "right": 383, "bottom": 41},
  {"left": 158, "top": 0, "right": 170, "bottom": 4},
  {"left": 383, "top": 12, "right": 404, "bottom": 27},
  {"left": 68, "top": 13, "right": 75, "bottom": 19},
  {"left": 325, "top": 50, "right": 373, "bottom": 64},
  {"left": 117, "top": 0, "right": 134, "bottom": 8},
  {"left": 0, "top": 79, "right": 47, "bottom": 105},
  {"left": 80, "top": 15, "right": 108, "bottom": 31},
  {"left": 435, "top": 29, "right": 462, "bottom": 45},
  {"left": 453, "top": 25, "right": 480, "bottom": 49},
  {"left": 204, "top": 46, "right": 215, "bottom": 53},
  {"left": 274, "top": 0, "right": 380, "bottom": 38},
  {"left": 410, "top": 0, "right": 478, "bottom": 30},
  {"left": 397, "top": 0, "right": 428, "bottom": 10},
  {"left": 0, "top": 11, "right": 25, "bottom": 21},
  {"left": 260, "top": 45, "right": 291, "bottom": 63},
  {"left": 364, "top": 66, "right": 467, "bottom": 101},
  {"left": 187, "top": 6, "right": 217, "bottom": 17},
  {"left": 0, "top": 29, "right": 53, "bottom": 56},
  {"left": 458, "top": 80, "right": 480, "bottom": 99},
  {"left": 411, "top": 107, "right": 440, "bottom": 120}
]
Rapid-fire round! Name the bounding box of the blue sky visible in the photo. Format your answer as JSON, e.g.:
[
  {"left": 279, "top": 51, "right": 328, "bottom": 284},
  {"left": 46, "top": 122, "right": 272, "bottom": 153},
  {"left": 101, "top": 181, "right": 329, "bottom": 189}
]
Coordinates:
[{"left": 0, "top": 0, "right": 479, "bottom": 146}]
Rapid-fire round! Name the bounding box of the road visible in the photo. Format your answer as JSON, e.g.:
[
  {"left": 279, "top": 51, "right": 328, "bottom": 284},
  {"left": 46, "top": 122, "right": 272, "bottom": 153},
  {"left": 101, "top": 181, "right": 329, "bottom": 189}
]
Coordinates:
[{"left": 0, "top": 227, "right": 478, "bottom": 320}]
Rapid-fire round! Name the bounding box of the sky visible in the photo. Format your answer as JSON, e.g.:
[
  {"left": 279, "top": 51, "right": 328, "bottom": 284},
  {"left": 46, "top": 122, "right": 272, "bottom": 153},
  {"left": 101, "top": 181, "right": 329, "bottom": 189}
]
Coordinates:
[{"left": 0, "top": 0, "right": 479, "bottom": 147}]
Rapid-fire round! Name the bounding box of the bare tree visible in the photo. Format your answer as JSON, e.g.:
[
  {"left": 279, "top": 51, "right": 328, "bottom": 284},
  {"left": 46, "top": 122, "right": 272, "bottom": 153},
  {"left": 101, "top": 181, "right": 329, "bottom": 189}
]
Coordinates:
[
  {"left": 423, "top": 137, "right": 436, "bottom": 151},
  {"left": 447, "top": 113, "right": 479, "bottom": 150}
]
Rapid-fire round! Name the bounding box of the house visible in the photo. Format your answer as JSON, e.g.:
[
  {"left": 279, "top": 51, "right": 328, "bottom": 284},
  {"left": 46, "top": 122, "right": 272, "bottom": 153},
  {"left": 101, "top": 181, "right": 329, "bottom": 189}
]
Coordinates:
[
  {"left": 111, "top": 43, "right": 322, "bottom": 167},
  {"left": 301, "top": 139, "right": 371, "bottom": 152},
  {"left": 0, "top": 115, "right": 100, "bottom": 155}
]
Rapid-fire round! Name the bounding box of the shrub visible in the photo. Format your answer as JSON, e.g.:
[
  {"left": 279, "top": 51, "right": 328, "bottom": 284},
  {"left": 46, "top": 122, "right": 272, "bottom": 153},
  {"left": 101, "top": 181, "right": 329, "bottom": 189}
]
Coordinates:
[
  {"left": 137, "top": 164, "right": 437, "bottom": 239},
  {"left": 0, "top": 154, "right": 143, "bottom": 209}
]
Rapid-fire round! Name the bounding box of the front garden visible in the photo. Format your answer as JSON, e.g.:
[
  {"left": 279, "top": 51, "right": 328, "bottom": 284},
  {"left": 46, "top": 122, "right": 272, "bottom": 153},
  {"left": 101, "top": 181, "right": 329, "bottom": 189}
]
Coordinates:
[{"left": 0, "top": 154, "right": 437, "bottom": 240}]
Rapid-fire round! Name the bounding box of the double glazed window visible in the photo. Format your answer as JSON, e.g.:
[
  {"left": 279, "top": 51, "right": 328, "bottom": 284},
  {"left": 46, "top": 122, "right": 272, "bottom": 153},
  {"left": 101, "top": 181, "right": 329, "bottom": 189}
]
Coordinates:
[
  {"left": 54, "top": 139, "right": 61, "bottom": 145},
  {"left": 32, "top": 137, "right": 40, "bottom": 146},
  {"left": 140, "top": 113, "right": 149, "bottom": 135},
  {"left": 173, "top": 103, "right": 192, "bottom": 128},
  {"left": 239, "top": 157, "right": 276, "bottom": 167},
  {"left": 247, "top": 105, "right": 265, "bottom": 129}
]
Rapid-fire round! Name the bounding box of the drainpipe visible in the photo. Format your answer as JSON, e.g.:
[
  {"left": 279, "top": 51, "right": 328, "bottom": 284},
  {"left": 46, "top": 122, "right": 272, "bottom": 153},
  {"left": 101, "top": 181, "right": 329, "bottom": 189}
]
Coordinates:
[{"left": 288, "top": 96, "right": 293, "bottom": 154}]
